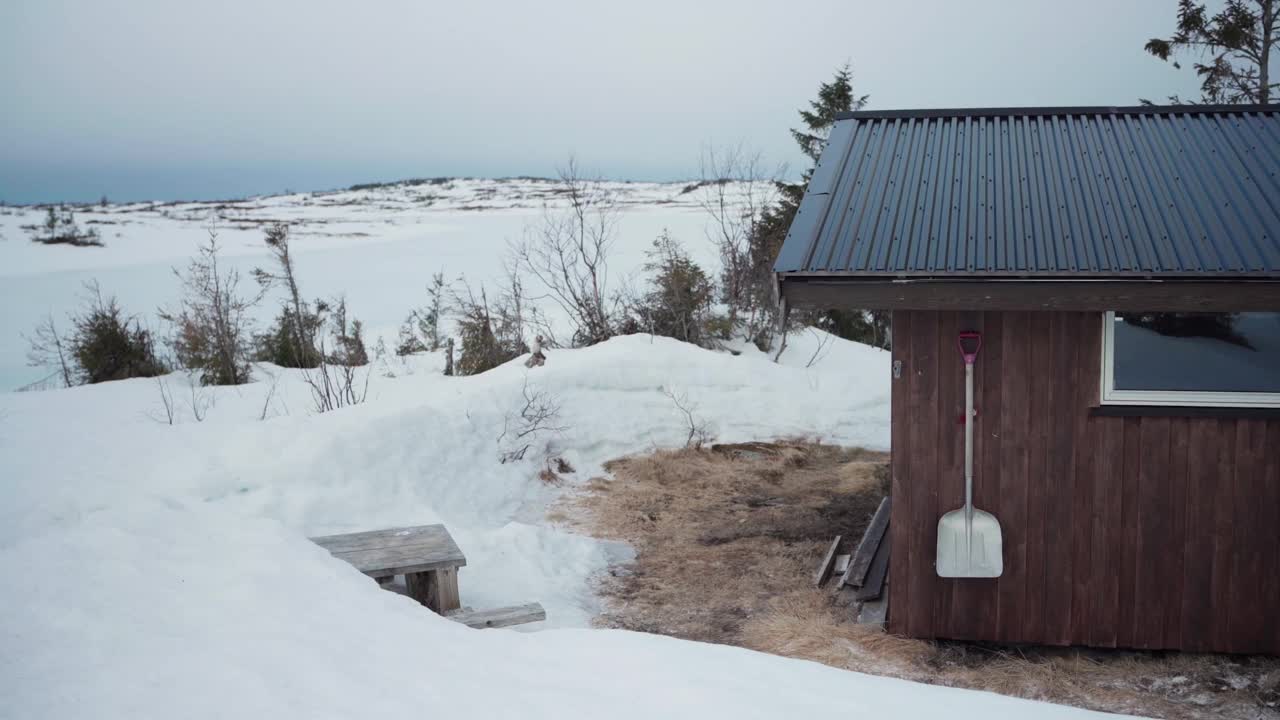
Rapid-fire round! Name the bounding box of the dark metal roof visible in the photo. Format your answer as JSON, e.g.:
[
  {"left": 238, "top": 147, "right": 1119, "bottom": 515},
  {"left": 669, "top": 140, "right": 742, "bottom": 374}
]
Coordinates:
[{"left": 774, "top": 105, "right": 1280, "bottom": 279}]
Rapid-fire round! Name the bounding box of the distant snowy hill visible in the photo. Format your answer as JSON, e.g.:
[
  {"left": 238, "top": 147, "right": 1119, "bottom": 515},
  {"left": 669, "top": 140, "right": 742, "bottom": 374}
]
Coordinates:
[{"left": 0, "top": 177, "right": 759, "bottom": 390}]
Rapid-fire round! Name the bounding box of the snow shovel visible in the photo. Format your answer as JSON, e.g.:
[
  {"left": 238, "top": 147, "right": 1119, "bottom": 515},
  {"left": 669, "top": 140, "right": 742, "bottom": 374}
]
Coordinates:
[{"left": 936, "top": 331, "right": 1003, "bottom": 578}]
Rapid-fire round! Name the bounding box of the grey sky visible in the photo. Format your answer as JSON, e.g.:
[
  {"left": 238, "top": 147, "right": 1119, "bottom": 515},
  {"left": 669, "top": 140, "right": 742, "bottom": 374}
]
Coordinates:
[{"left": 2, "top": 0, "right": 1209, "bottom": 203}]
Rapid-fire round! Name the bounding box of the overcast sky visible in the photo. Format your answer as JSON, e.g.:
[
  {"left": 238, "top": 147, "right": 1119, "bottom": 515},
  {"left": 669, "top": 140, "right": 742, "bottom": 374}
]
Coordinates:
[{"left": 1, "top": 0, "right": 1212, "bottom": 203}]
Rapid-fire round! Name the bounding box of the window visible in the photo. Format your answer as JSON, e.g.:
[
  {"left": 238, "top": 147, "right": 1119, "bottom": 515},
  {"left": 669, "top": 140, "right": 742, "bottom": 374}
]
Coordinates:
[{"left": 1101, "top": 311, "right": 1280, "bottom": 408}]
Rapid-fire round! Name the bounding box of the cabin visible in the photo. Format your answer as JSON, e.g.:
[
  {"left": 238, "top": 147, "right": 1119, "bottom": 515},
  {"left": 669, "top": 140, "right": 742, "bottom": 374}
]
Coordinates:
[{"left": 774, "top": 105, "right": 1280, "bottom": 654}]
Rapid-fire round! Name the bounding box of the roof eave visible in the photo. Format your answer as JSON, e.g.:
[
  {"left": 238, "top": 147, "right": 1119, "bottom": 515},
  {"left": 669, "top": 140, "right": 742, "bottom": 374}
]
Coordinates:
[{"left": 778, "top": 275, "right": 1280, "bottom": 312}]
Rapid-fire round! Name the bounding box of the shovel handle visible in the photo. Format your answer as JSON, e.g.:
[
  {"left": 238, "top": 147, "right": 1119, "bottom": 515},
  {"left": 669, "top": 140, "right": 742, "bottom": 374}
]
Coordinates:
[{"left": 958, "top": 331, "right": 982, "bottom": 365}]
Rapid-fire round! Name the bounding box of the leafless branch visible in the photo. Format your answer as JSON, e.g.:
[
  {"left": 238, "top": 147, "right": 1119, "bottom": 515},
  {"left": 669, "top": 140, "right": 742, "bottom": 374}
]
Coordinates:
[
  {"left": 513, "top": 158, "right": 619, "bottom": 346},
  {"left": 805, "top": 328, "right": 834, "bottom": 369},
  {"left": 661, "top": 385, "right": 714, "bottom": 449},
  {"left": 151, "top": 377, "right": 175, "bottom": 425},
  {"left": 498, "top": 374, "right": 567, "bottom": 463}
]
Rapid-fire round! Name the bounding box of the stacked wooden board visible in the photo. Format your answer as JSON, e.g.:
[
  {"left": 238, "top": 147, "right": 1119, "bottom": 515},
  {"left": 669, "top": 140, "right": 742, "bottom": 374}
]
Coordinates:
[{"left": 814, "top": 497, "right": 891, "bottom": 624}]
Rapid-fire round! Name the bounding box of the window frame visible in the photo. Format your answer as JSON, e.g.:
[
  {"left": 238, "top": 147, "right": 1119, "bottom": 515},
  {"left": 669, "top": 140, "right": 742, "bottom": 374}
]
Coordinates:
[{"left": 1099, "top": 311, "right": 1280, "bottom": 408}]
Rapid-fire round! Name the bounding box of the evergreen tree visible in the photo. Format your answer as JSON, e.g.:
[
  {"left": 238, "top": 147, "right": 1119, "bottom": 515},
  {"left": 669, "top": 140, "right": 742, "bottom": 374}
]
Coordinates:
[
  {"left": 1145, "top": 0, "right": 1278, "bottom": 104},
  {"left": 791, "top": 64, "right": 869, "bottom": 164},
  {"left": 633, "top": 230, "right": 716, "bottom": 346},
  {"left": 745, "top": 63, "right": 889, "bottom": 350}
]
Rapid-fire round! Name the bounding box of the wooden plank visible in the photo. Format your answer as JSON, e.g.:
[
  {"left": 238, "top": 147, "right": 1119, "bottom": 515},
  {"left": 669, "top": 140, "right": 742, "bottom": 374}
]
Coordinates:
[
  {"left": 886, "top": 310, "right": 912, "bottom": 636},
  {"left": 855, "top": 534, "right": 891, "bottom": 601},
  {"left": 845, "top": 497, "right": 890, "bottom": 588},
  {"left": 1210, "top": 420, "right": 1237, "bottom": 652},
  {"left": 813, "top": 535, "right": 842, "bottom": 587},
  {"left": 971, "top": 309, "right": 1003, "bottom": 643},
  {"left": 1070, "top": 312, "right": 1100, "bottom": 646},
  {"left": 996, "top": 311, "right": 1030, "bottom": 643},
  {"left": 936, "top": 308, "right": 962, "bottom": 632},
  {"left": 325, "top": 543, "right": 467, "bottom": 578},
  {"left": 1116, "top": 416, "right": 1143, "bottom": 649},
  {"left": 1134, "top": 416, "right": 1171, "bottom": 649},
  {"left": 1163, "top": 417, "right": 1189, "bottom": 650},
  {"left": 1043, "top": 312, "right": 1077, "bottom": 646},
  {"left": 311, "top": 524, "right": 467, "bottom": 576},
  {"left": 1021, "top": 312, "right": 1051, "bottom": 642},
  {"left": 1228, "top": 421, "right": 1266, "bottom": 652},
  {"left": 1263, "top": 422, "right": 1280, "bottom": 654},
  {"left": 310, "top": 524, "right": 458, "bottom": 555},
  {"left": 905, "top": 310, "right": 939, "bottom": 638},
  {"left": 448, "top": 603, "right": 546, "bottom": 629},
  {"left": 1089, "top": 414, "right": 1124, "bottom": 648},
  {"left": 1178, "top": 419, "right": 1217, "bottom": 652},
  {"left": 934, "top": 310, "right": 961, "bottom": 638},
  {"left": 858, "top": 586, "right": 889, "bottom": 627},
  {"left": 406, "top": 567, "right": 461, "bottom": 613}
]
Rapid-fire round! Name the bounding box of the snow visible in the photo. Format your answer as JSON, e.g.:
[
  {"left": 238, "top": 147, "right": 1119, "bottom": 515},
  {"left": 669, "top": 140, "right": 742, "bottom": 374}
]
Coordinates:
[
  {"left": 0, "top": 180, "right": 1121, "bottom": 719},
  {"left": 0, "top": 178, "right": 743, "bottom": 391}
]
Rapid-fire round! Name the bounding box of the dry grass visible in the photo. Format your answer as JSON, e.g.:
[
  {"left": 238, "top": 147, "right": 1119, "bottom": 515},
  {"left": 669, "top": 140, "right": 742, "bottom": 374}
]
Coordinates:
[{"left": 563, "top": 441, "right": 1280, "bottom": 720}]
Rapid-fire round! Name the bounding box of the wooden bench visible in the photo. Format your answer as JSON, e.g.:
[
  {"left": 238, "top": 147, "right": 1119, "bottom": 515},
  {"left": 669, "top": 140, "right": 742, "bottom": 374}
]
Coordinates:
[
  {"left": 311, "top": 524, "right": 547, "bottom": 630},
  {"left": 446, "top": 603, "right": 547, "bottom": 629},
  {"left": 311, "top": 524, "right": 466, "bottom": 613}
]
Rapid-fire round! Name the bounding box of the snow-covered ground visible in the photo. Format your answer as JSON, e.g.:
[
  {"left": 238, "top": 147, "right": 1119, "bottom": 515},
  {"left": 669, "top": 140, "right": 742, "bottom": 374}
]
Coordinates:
[
  {"left": 0, "top": 177, "right": 741, "bottom": 391},
  {"left": 0, "top": 179, "right": 1120, "bottom": 718}
]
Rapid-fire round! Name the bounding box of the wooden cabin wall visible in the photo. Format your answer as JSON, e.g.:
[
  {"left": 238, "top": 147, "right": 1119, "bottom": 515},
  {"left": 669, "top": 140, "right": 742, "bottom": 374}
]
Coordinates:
[{"left": 886, "top": 310, "right": 1280, "bottom": 654}]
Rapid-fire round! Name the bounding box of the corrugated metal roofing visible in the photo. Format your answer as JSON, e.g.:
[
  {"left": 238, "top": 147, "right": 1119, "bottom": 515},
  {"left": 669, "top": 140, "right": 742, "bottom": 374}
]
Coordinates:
[{"left": 774, "top": 105, "right": 1280, "bottom": 278}]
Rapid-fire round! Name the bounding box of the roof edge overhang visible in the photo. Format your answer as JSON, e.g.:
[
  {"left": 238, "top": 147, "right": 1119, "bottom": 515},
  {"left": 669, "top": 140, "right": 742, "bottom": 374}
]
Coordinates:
[
  {"left": 777, "top": 275, "right": 1280, "bottom": 312},
  {"left": 835, "top": 104, "right": 1280, "bottom": 121}
]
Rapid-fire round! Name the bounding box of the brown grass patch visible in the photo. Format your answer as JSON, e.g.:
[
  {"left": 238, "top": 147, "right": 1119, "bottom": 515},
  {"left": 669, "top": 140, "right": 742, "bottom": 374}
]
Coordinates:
[{"left": 564, "top": 441, "right": 1280, "bottom": 720}]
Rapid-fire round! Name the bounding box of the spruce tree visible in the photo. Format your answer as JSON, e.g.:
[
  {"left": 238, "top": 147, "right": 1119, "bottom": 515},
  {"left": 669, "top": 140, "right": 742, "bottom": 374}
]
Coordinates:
[{"left": 747, "top": 63, "right": 889, "bottom": 350}]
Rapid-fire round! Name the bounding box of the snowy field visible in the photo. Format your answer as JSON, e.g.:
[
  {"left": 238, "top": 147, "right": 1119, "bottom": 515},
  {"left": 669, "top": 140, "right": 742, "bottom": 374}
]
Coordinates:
[
  {"left": 0, "top": 177, "right": 733, "bottom": 391},
  {"left": 0, "top": 180, "right": 1119, "bottom": 718}
]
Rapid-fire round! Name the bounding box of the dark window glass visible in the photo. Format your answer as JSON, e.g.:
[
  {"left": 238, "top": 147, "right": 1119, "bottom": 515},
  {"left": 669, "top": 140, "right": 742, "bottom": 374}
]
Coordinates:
[{"left": 1112, "top": 312, "right": 1280, "bottom": 393}]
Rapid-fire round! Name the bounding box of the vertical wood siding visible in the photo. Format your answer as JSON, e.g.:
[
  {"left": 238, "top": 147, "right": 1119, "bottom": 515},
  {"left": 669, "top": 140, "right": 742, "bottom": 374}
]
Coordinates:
[{"left": 887, "top": 310, "right": 1280, "bottom": 654}]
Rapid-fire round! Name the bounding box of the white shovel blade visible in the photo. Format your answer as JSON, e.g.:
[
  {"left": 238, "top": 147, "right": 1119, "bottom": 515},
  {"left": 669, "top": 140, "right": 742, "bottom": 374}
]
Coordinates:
[{"left": 936, "top": 508, "right": 1003, "bottom": 578}]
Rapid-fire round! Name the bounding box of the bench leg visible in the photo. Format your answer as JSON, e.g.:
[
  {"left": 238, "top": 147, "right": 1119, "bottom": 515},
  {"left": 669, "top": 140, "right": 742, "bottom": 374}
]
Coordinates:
[{"left": 405, "top": 568, "right": 461, "bottom": 613}]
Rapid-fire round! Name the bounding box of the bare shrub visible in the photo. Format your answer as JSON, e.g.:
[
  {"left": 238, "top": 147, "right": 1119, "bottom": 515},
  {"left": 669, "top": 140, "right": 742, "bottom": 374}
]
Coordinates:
[
  {"left": 258, "top": 369, "right": 283, "bottom": 420},
  {"left": 24, "top": 315, "right": 74, "bottom": 388},
  {"left": 151, "top": 377, "right": 176, "bottom": 425},
  {"left": 186, "top": 378, "right": 212, "bottom": 422},
  {"left": 661, "top": 385, "right": 714, "bottom": 449},
  {"left": 696, "top": 143, "right": 778, "bottom": 338},
  {"left": 497, "top": 375, "right": 566, "bottom": 463},
  {"left": 160, "top": 226, "right": 260, "bottom": 385},
  {"left": 514, "top": 158, "right": 619, "bottom": 346}
]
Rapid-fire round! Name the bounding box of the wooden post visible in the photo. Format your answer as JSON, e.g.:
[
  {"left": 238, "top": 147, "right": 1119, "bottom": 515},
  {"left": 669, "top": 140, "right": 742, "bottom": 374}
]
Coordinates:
[
  {"left": 444, "top": 338, "right": 455, "bottom": 376},
  {"left": 406, "top": 568, "right": 461, "bottom": 613}
]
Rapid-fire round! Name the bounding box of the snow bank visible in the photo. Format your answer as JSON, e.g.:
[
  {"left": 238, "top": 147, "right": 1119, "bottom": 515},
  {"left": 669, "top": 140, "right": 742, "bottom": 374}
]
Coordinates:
[
  {"left": 0, "top": 499, "right": 1109, "bottom": 720},
  {"left": 0, "top": 335, "right": 1126, "bottom": 718}
]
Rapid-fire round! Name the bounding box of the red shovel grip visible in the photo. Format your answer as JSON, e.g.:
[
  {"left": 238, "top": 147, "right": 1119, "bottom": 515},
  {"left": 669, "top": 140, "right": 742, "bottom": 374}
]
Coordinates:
[{"left": 957, "top": 331, "right": 981, "bottom": 365}]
